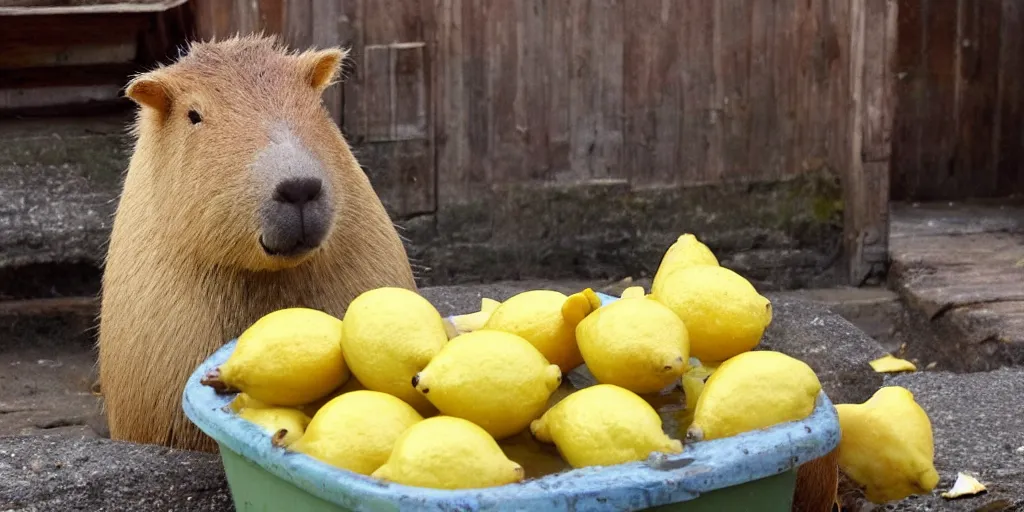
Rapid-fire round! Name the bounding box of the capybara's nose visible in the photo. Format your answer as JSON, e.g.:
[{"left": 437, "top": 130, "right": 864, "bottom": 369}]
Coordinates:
[
  {"left": 273, "top": 177, "right": 322, "bottom": 206},
  {"left": 260, "top": 176, "right": 332, "bottom": 258}
]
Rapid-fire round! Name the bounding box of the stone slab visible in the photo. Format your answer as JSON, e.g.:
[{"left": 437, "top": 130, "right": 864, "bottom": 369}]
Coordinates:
[{"left": 889, "top": 201, "right": 1024, "bottom": 372}]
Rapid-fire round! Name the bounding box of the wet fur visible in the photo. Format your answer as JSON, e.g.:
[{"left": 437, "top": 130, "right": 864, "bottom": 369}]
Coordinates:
[{"left": 98, "top": 34, "right": 416, "bottom": 452}]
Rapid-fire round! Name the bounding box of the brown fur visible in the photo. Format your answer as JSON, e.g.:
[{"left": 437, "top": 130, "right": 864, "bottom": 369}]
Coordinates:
[
  {"left": 793, "top": 448, "right": 841, "bottom": 512},
  {"left": 98, "top": 34, "right": 416, "bottom": 452}
]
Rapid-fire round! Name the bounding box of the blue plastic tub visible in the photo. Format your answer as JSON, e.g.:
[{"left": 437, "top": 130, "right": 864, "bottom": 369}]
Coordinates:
[{"left": 182, "top": 292, "right": 841, "bottom": 512}]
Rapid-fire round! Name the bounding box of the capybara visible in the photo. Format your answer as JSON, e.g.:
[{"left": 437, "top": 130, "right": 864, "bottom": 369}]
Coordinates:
[{"left": 98, "top": 34, "right": 416, "bottom": 452}]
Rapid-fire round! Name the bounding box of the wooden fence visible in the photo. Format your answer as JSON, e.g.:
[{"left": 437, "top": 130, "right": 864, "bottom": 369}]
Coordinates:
[
  {"left": 891, "top": 0, "right": 1024, "bottom": 201},
  {"left": 190, "top": 0, "right": 896, "bottom": 283},
  {"left": 4, "top": 0, "right": 1022, "bottom": 285}
]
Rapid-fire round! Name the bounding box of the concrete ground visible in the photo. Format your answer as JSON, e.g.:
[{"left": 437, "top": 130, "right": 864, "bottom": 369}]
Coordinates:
[{"left": 2, "top": 279, "right": 1023, "bottom": 511}]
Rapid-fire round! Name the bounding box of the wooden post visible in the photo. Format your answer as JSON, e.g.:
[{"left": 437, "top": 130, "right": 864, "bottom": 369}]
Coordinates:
[{"left": 844, "top": 0, "right": 898, "bottom": 286}]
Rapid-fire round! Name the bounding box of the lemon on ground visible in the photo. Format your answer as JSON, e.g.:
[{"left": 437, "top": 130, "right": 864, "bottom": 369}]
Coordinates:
[
  {"left": 372, "top": 416, "right": 525, "bottom": 489},
  {"left": 483, "top": 289, "right": 600, "bottom": 372},
  {"left": 575, "top": 297, "right": 689, "bottom": 394},
  {"left": 650, "top": 234, "right": 719, "bottom": 297},
  {"left": 237, "top": 407, "right": 310, "bottom": 447},
  {"left": 200, "top": 307, "right": 347, "bottom": 406},
  {"left": 650, "top": 265, "right": 772, "bottom": 363},
  {"left": 835, "top": 386, "right": 939, "bottom": 503},
  {"left": 530, "top": 384, "right": 682, "bottom": 468},
  {"left": 289, "top": 390, "right": 423, "bottom": 475},
  {"left": 412, "top": 330, "right": 561, "bottom": 440},
  {"left": 686, "top": 350, "right": 820, "bottom": 442},
  {"left": 341, "top": 287, "right": 448, "bottom": 414}
]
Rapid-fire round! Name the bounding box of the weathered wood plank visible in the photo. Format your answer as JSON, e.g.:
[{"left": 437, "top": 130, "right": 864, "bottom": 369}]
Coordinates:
[
  {"left": 996, "top": 0, "right": 1024, "bottom": 194},
  {"left": 678, "top": 0, "right": 716, "bottom": 185},
  {"left": 953, "top": 0, "right": 1003, "bottom": 196},
  {"left": 844, "top": 0, "right": 896, "bottom": 285},
  {"left": 568, "top": 0, "right": 623, "bottom": 181},
  {"left": 343, "top": 0, "right": 434, "bottom": 218},
  {"left": 622, "top": 0, "right": 685, "bottom": 185},
  {"left": 714, "top": 0, "right": 751, "bottom": 185}
]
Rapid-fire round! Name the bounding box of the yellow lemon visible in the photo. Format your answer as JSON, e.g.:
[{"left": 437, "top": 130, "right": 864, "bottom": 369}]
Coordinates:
[
  {"left": 836, "top": 386, "right": 939, "bottom": 503},
  {"left": 289, "top": 390, "right": 423, "bottom": 475},
  {"left": 530, "top": 384, "right": 682, "bottom": 468},
  {"left": 372, "top": 416, "right": 525, "bottom": 489},
  {"left": 651, "top": 265, "right": 772, "bottom": 363},
  {"left": 341, "top": 287, "right": 448, "bottom": 414},
  {"left": 413, "top": 330, "right": 561, "bottom": 440},
  {"left": 237, "top": 407, "right": 310, "bottom": 447},
  {"left": 201, "top": 307, "right": 347, "bottom": 406},
  {"left": 483, "top": 289, "right": 600, "bottom": 372},
  {"left": 650, "top": 234, "right": 719, "bottom": 297},
  {"left": 575, "top": 297, "right": 689, "bottom": 394},
  {"left": 686, "top": 350, "right": 820, "bottom": 441}
]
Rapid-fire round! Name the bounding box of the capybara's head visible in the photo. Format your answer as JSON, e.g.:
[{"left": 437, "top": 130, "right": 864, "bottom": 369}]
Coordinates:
[{"left": 123, "top": 34, "right": 358, "bottom": 270}]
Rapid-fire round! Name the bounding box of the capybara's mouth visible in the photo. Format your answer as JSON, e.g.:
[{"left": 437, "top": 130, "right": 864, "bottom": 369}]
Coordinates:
[{"left": 259, "top": 235, "right": 316, "bottom": 259}]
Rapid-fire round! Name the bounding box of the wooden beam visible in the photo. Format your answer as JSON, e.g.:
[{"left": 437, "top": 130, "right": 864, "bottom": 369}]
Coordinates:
[
  {"left": 0, "top": 63, "right": 141, "bottom": 89},
  {"left": 844, "top": 0, "right": 898, "bottom": 285}
]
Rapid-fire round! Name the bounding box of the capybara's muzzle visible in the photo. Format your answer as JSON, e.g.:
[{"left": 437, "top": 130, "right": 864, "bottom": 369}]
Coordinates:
[{"left": 260, "top": 176, "right": 331, "bottom": 257}]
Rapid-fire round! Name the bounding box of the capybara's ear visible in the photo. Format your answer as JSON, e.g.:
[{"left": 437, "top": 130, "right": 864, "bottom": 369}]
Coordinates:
[
  {"left": 125, "top": 72, "right": 171, "bottom": 116},
  {"left": 301, "top": 47, "right": 348, "bottom": 91}
]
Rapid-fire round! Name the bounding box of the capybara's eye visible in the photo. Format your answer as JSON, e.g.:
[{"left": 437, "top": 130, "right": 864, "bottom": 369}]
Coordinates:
[{"left": 188, "top": 110, "right": 203, "bottom": 125}]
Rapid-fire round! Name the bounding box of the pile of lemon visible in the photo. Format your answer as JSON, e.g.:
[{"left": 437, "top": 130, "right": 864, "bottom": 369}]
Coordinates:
[{"left": 200, "top": 234, "right": 939, "bottom": 505}]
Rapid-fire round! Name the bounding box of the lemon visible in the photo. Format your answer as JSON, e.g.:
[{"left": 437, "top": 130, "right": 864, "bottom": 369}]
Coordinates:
[
  {"left": 289, "top": 390, "right": 423, "bottom": 475},
  {"left": 650, "top": 234, "right": 719, "bottom": 297},
  {"left": 835, "top": 386, "right": 939, "bottom": 503},
  {"left": 575, "top": 297, "right": 689, "bottom": 394},
  {"left": 341, "top": 287, "right": 448, "bottom": 414},
  {"left": 530, "top": 384, "right": 682, "bottom": 468},
  {"left": 372, "top": 416, "right": 525, "bottom": 489},
  {"left": 201, "top": 307, "right": 347, "bottom": 406},
  {"left": 237, "top": 407, "right": 310, "bottom": 447},
  {"left": 651, "top": 265, "right": 772, "bottom": 363},
  {"left": 413, "top": 330, "right": 562, "bottom": 440},
  {"left": 686, "top": 350, "right": 820, "bottom": 442},
  {"left": 483, "top": 289, "right": 600, "bottom": 372}
]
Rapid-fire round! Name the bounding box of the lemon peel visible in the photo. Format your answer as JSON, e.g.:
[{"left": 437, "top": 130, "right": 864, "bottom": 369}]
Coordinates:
[
  {"left": 448, "top": 298, "right": 502, "bottom": 336},
  {"left": 869, "top": 355, "right": 917, "bottom": 373},
  {"left": 941, "top": 472, "right": 987, "bottom": 499}
]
